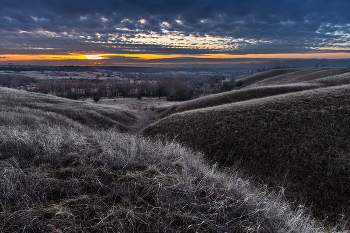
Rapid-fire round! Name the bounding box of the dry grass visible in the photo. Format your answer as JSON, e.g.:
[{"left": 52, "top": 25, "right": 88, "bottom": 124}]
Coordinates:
[
  {"left": 156, "top": 68, "right": 350, "bottom": 119},
  {"left": 306, "top": 71, "right": 350, "bottom": 87},
  {"left": 143, "top": 84, "right": 350, "bottom": 225},
  {"left": 0, "top": 87, "right": 137, "bottom": 131},
  {"left": 238, "top": 69, "right": 300, "bottom": 88},
  {"left": 248, "top": 68, "right": 350, "bottom": 88},
  {"left": 157, "top": 83, "right": 319, "bottom": 118},
  {"left": 0, "top": 87, "right": 333, "bottom": 232}
]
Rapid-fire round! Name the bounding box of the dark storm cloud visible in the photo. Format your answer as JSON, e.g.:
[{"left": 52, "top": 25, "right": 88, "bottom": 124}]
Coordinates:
[{"left": 1, "top": 0, "right": 350, "bottom": 54}]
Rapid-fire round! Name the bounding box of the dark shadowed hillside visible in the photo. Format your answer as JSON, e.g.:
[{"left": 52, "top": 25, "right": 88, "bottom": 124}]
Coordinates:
[{"left": 143, "top": 84, "right": 350, "bottom": 223}]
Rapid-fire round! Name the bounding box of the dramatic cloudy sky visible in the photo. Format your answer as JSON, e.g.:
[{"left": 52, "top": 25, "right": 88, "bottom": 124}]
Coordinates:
[{"left": 1, "top": 0, "right": 350, "bottom": 67}]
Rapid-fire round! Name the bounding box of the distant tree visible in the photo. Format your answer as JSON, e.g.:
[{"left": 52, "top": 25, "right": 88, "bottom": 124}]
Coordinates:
[
  {"left": 137, "top": 80, "right": 151, "bottom": 97},
  {"left": 156, "top": 77, "right": 193, "bottom": 101},
  {"left": 156, "top": 77, "right": 171, "bottom": 98},
  {"left": 118, "top": 80, "right": 133, "bottom": 97},
  {"left": 167, "top": 77, "right": 193, "bottom": 101},
  {"left": 92, "top": 91, "right": 101, "bottom": 102},
  {"left": 235, "top": 80, "right": 243, "bottom": 87},
  {"left": 220, "top": 81, "right": 233, "bottom": 92},
  {"left": 38, "top": 81, "right": 51, "bottom": 94}
]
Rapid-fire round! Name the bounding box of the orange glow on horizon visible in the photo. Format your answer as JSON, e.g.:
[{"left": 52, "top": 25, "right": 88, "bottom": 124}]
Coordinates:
[{"left": 1, "top": 52, "right": 350, "bottom": 63}]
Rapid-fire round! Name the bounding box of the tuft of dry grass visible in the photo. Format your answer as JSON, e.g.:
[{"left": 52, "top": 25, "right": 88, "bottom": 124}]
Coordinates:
[
  {"left": 0, "top": 127, "right": 329, "bottom": 232},
  {"left": 143, "top": 84, "right": 350, "bottom": 224},
  {"left": 0, "top": 86, "right": 333, "bottom": 232}
]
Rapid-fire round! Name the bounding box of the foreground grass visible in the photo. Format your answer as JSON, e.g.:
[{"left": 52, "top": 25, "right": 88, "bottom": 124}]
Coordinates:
[
  {"left": 0, "top": 88, "right": 332, "bottom": 232},
  {"left": 0, "top": 126, "right": 326, "bottom": 232},
  {"left": 143, "top": 84, "right": 350, "bottom": 224}
]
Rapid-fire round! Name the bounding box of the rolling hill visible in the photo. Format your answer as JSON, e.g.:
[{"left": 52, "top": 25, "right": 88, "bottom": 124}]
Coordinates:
[
  {"left": 0, "top": 87, "right": 138, "bottom": 131},
  {"left": 157, "top": 67, "right": 350, "bottom": 118},
  {"left": 246, "top": 67, "right": 350, "bottom": 88},
  {"left": 0, "top": 87, "right": 329, "bottom": 232},
  {"left": 143, "top": 83, "right": 350, "bottom": 223}
]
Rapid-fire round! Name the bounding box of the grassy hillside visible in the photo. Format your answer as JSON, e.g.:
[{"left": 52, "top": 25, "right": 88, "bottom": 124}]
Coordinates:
[
  {"left": 0, "top": 87, "right": 330, "bottom": 232},
  {"left": 0, "top": 87, "right": 137, "bottom": 131},
  {"left": 306, "top": 71, "right": 350, "bottom": 87},
  {"left": 248, "top": 68, "right": 350, "bottom": 88},
  {"left": 238, "top": 68, "right": 300, "bottom": 88},
  {"left": 143, "top": 84, "right": 350, "bottom": 223},
  {"left": 157, "top": 83, "right": 318, "bottom": 118},
  {"left": 157, "top": 68, "right": 350, "bottom": 119}
]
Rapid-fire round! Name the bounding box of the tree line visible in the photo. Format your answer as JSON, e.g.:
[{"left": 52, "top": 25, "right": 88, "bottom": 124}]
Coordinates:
[{"left": 0, "top": 72, "right": 242, "bottom": 101}]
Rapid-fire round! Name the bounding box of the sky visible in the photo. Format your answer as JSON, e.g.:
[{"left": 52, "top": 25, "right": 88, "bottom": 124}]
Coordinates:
[{"left": 1, "top": 0, "right": 350, "bottom": 67}]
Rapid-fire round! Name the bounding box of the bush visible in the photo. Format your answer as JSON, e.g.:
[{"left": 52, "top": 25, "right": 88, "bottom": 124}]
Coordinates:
[{"left": 92, "top": 91, "right": 101, "bottom": 102}]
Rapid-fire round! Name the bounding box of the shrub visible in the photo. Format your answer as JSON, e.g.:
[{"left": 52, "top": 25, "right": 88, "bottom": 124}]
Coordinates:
[{"left": 92, "top": 91, "right": 101, "bottom": 102}]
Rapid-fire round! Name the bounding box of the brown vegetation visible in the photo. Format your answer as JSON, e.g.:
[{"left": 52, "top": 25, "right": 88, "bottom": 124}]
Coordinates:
[
  {"left": 238, "top": 68, "right": 300, "bottom": 88},
  {"left": 248, "top": 68, "right": 350, "bottom": 88},
  {"left": 156, "top": 67, "right": 350, "bottom": 119},
  {"left": 0, "top": 87, "right": 137, "bottom": 131},
  {"left": 142, "top": 84, "right": 350, "bottom": 224},
  {"left": 0, "top": 73, "right": 37, "bottom": 88},
  {"left": 0, "top": 87, "right": 329, "bottom": 232},
  {"left": 156, "top": 83, "right": 319, "bottom": 118}
]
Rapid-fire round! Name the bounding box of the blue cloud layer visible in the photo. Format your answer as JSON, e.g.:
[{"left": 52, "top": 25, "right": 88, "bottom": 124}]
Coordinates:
[{"left": 1, "top": 0, "right": 350, "bottom": 55}]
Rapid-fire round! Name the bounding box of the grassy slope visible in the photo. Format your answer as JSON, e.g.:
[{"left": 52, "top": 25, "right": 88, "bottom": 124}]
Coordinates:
[
  {"left": 248, "top": 68, "right": 350, "bottom": 88},
  {"left": 157, "top": 83, "right": 319, "bottom": 118},
  {"left": 306, "top": 71, "right": 350, "bottom": 86},
  {"left": 0, "top": 87, "right": 331, "bottom": 232},
  {"left": 157, "top": 68, "right": 350, "bottom": 118},
  {"left": 143, "top": 84, "right": 350, "bottom": 222},
  {"left": 0, "top": 87, "right": 137, "bottom": 131},
  {"left": 238, "top": 68, "right": 300, "bottom": 88}
]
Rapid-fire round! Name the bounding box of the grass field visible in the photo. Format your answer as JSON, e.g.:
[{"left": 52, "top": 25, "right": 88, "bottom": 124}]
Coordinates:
[
  {"left": 157, "top": 67, "right": 350, "bottom": 118},
  {"left": 156, "top": 83, "right": 319, "bottom": 118},
  {"left": 143, "top": 83, "right": 350, "bottom": 224},
  {"left": 2, "top": 67, "right": 350, "bottom": 231},
  {"left": 247, "top": 68, "right": 350, "bottom": 88},
  {"left": 0, "top": 88, "right": 138, "bottom": 132},
  {"left": 0, "top": 87, "right": 332, "bottom": 232},
  {"left": 237, "top": 68, "right": 300, "bottom": 88}
]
